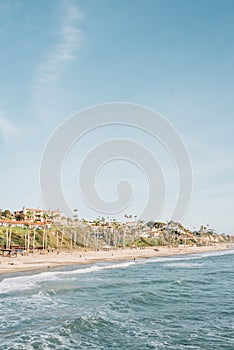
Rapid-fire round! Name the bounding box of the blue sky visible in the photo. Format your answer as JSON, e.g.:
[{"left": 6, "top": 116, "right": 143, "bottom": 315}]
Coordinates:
[{"left": 0, "top": 0, "right": 233, "bottom": 233}]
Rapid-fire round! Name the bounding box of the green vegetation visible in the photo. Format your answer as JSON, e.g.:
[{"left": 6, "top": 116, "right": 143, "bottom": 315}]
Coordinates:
[{"left": 0, "top": 218, "right": 232, "bottom": 251}]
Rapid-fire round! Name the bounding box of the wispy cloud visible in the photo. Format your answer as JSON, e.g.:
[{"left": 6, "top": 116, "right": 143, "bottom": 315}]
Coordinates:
[
  {"left": 0, "top": 114, "right": 18, "bottom": 141},
  {"left": 35, "top": 0, "right": 82, "bottom": 90}
]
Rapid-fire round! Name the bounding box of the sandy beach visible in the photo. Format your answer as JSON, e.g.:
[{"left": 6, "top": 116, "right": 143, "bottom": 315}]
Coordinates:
[{"left": 0, "top": 243, "right": 232, "bottom": 275}]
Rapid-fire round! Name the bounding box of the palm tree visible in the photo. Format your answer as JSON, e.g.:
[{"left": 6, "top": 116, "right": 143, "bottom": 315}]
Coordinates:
[
  {"left": 32, "top": 226, "right": 36, "bottom": 253},
  {"left": 27, "top": 227, "right": 31, "bottom": 252},
  {"left": 73, "top": 209, "right": 79, "bottom": 249},
  {"left": 92, "top": 219, "right": 101, "bottom": 250},
  {"left": 113, "top": 221, "right": 121, "bottom": 248},
  {"left": 42, "top": 214, "right": 48, "bottom": 252},
  {"left": 23, "top": 223, "right": 31, "bottom": 253},
  {"left": 60, "top": 224, "right": 65, "bottom": 250},
  {"left": 70, "top": 230, "right": 73, "bottom": 250},
  {"left": 26, "top": 211, "right": 34, "bottom": 222},
  {"left": 73, "top": 209, "right": 79, "bottom": 222},
  {"left": 4, "top": 210, "right": 13, "bottom": 220},
  {"left": 123, "top": 231, "right": 126, "bottom": 249},
  {"left": 4, "top": 212, "right": 13, "bottom": 249}
]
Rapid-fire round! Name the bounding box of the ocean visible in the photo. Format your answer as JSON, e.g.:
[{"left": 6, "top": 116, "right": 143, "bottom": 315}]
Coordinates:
[{"left": 0, "top": 250, "right": 233, "bottom": 349}]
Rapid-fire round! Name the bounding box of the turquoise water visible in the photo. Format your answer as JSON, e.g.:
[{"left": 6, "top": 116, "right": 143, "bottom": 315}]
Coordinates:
[{"left": 0, "top": 250, "right": 233, "bottom": 349}]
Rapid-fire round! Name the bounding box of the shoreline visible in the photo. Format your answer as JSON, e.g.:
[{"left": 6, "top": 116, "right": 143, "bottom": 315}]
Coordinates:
[{"left": 0, "top": 243, "right": 233, "bottom": 277}]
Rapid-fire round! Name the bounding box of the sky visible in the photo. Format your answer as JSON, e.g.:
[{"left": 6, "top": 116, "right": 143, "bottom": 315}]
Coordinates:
[{"left": 0, "top": 0, "right": 234, "bottom": 233}]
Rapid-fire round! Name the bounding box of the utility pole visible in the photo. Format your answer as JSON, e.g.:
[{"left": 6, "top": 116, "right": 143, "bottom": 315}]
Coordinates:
[
  {"left": 42, "top": 226, "right": 45, "bottom": 252},
  {"left": 33, "top": 227, "right": 36, "bottom": 253},
  {"left": 56, "top": 230, "right": 59, "bottom": 250},
  {"left": 6, "top": 228, "right": 9, "bottom": 249},
  {"left": 27, "top": 230, "right": 30, "bottom": 251},
  {"left": 8, "top": 227, "right": 12, "bottom": 249}
]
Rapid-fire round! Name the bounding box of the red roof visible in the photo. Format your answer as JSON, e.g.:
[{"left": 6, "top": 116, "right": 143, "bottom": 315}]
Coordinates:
[{"left": 0, "top": 219, "right": 45, "bottom": 226}]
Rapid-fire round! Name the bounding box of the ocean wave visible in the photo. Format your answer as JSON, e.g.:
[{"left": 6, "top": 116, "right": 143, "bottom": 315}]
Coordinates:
[
  {"left": 1, "top": 249, "right": 233, "bottom": 295},
  {"left": 0, "top": 261, "right": 136, "bottom": 294},
  {"left": 163, "top": 262, "right": 202, "bottom": 268},
  {"left": 138, "top": 248, "right": 234, "bottom": 266},
  {"left": 197, "top": 249, "right": 234, "bottom": 258},
  {"left": 66, "top": 261, "right": 136, "bottom": 275},
  {"left": 0, "top": 271, "right": 62, "bottom": 294}
]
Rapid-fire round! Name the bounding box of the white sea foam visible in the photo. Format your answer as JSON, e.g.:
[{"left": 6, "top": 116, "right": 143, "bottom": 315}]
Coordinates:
[
  {"left": 0, "top": 271, "right": 62, "bottom": 294},
  {"left": 66, "top": 261, "right": 136, "bottom": 275},
  {"left": 163, "top": 262, "right": 202, "bottom": 268},
  {"left": 140, "top": 248, "right": 234, "bottom": 266},
  {"left": 0, "top": 261, "right": 136, "bottom": 294},
  {"left": 197, "top": 249, "right": 234, "bottom": 258},
  {"left": 140, "top": 255, "right": 202, "bottom": 265}
]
